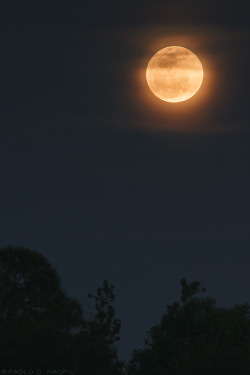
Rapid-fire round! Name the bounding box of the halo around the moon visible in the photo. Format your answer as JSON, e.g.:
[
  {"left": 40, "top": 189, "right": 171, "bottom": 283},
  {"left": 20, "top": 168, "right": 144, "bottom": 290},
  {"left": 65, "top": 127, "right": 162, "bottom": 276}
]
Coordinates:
[{"left": 146, "top": 46, "right": 203, "bottom": 103}]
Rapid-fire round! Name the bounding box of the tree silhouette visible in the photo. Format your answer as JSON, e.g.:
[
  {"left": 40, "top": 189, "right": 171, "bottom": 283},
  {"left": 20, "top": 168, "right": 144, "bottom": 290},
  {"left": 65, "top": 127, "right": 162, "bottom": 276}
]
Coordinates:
[
  {"left": 0, "top": 246, "right": 123, "bottom": 373},
  {"left": 4, "top": 246, "right": 250, "bottom": 374},
  {"left": 126, "top": 278, "right": 250, "bottom": 375},
  {"left": 88, "top": 279, "right": 121, "bottom": 346},
  {"left": 71, "top": 279, "right": 124, "bottom": 374},
  {"left": 0, "top": 246, "right": 83, "bottom": 369}
]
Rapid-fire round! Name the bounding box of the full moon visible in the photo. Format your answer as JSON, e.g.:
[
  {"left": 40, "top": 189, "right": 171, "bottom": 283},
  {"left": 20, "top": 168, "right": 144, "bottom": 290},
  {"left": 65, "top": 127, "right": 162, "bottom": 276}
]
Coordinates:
[{"left": 146, "top": 46, "right": 203, "bottom": 103}]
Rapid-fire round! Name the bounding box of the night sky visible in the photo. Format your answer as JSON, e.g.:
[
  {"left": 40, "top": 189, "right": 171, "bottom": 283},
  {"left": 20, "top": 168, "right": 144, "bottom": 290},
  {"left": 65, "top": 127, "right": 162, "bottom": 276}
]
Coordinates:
[{"left": 1, "top": 1, "right": 250, "bottom": 361}]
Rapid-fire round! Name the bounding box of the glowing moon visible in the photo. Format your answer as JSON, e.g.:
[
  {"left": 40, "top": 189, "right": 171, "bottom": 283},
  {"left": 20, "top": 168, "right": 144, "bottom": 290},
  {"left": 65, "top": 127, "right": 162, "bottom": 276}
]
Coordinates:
[{"left": 146, "top": 46, "right": 203, "bottom": 103}]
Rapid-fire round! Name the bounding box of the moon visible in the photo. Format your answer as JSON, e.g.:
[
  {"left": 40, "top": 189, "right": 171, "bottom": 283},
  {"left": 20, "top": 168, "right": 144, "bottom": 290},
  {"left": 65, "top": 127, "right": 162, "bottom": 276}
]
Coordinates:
[{"left": 146, "top": 46, "right": 203, "bottom": 103}]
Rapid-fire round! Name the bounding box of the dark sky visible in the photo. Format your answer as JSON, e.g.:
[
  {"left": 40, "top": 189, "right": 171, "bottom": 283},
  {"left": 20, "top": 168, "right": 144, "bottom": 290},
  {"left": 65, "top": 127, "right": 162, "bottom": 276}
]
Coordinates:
[{"left": 1, "top": 1, "right": 250, "bottom": 360}]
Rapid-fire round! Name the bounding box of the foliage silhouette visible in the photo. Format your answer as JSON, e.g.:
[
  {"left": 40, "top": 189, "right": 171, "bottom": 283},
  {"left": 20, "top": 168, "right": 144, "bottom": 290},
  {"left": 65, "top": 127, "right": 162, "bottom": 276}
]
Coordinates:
[
  {"left": 2, "top": 246, "right": 250, "bottom": 374},
  {"left": 71, "top": 279, "right": 124, "bottom": 374},
  {"left": 126, "top": 278, "right": 250, "bottom": 375},
  {"left": 0, "top": 246, "right": 83, "bottom": 369},
  {"left": 0, "top": 246, "right": 123, "bottom": 374}
]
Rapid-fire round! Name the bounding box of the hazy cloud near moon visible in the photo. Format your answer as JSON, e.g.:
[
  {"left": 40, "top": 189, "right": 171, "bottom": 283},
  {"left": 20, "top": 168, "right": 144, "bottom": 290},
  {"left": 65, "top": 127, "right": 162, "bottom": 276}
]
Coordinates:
[
  {"left": 78, "top": 24, "right": 249, "bottom": 134},
  {"left": 47, "top": 22, "right": 249, "bottom": 134}
]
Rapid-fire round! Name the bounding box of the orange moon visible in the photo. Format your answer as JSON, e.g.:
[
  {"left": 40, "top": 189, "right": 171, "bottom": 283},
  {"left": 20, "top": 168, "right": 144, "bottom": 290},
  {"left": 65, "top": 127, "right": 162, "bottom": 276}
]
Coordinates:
[{"left": 146, "top": 46, "right": 203, "bottom": 103}]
